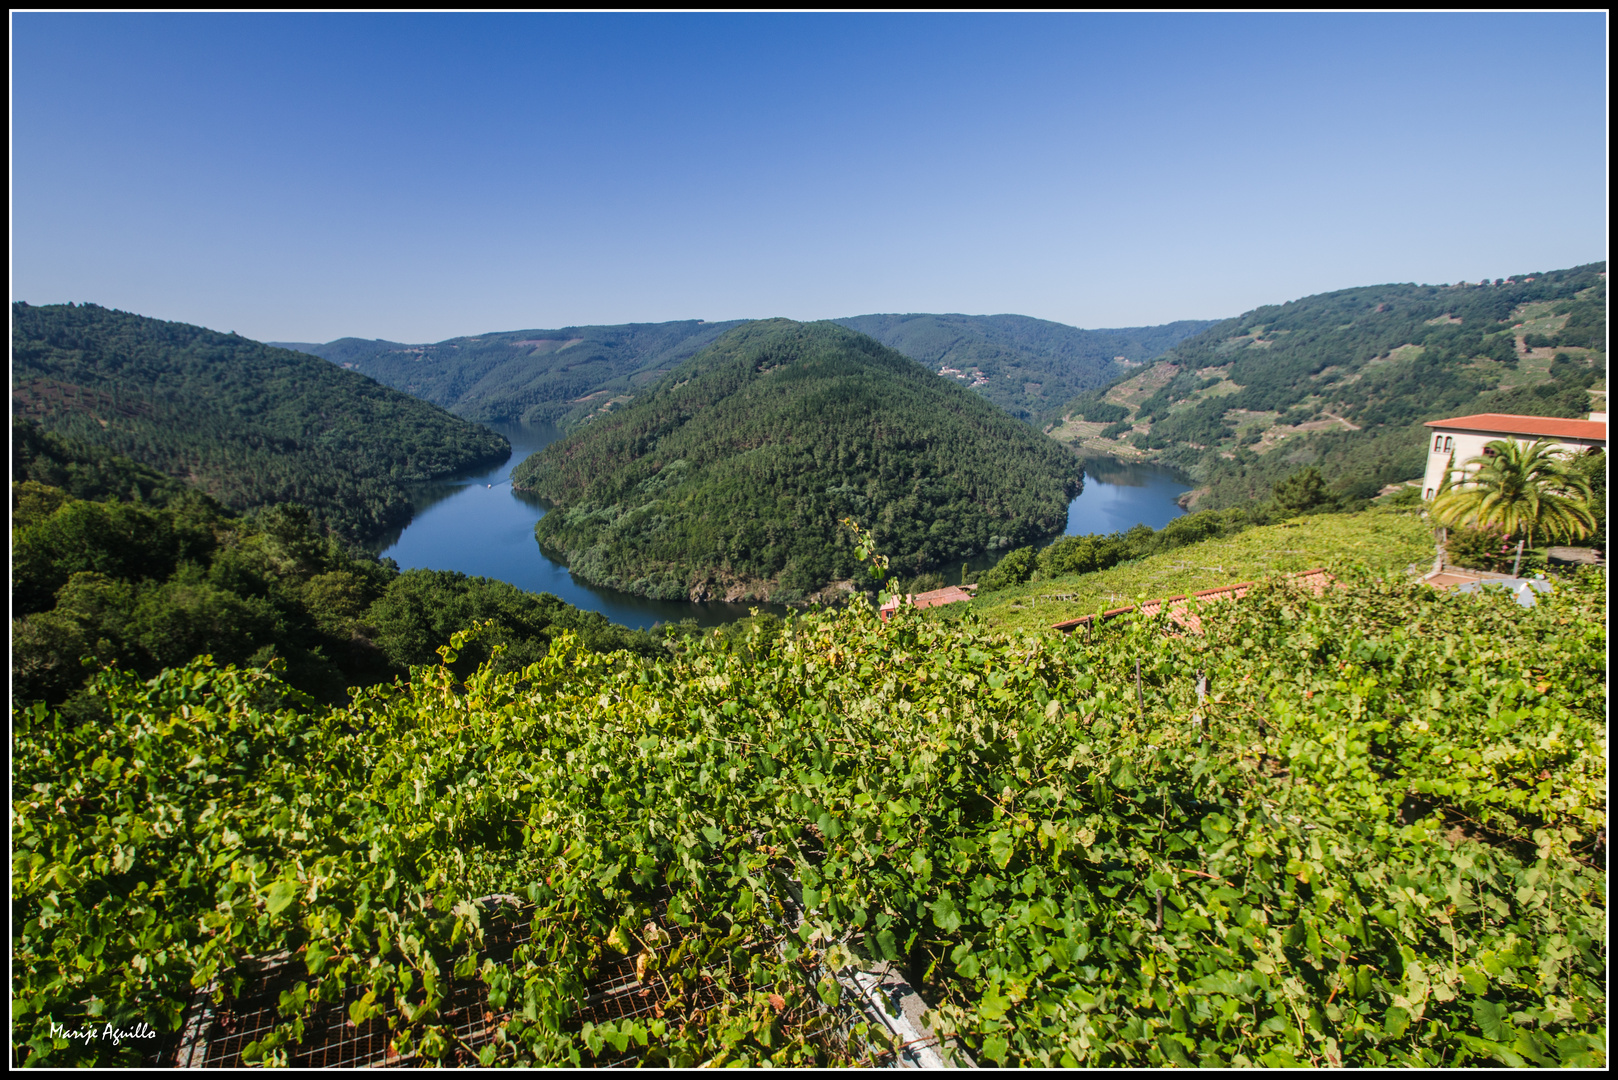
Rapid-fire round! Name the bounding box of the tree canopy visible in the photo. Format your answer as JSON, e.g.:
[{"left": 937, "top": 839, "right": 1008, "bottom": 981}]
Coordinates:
[
  {"left": 13, "top": 303, "right": 509, "bottom": 541},
  {"left": 513, "top": 320, "right": 1085, "bottom": 602},
  {"left": 1430, "top": 439, "right": 1598, "bottom": 547},
  {"left": 12, "top": 423, "right": 657, "bottom": 712},
  {"left": 1054, "top": 263, "right": 1606, "bottom": 511}
]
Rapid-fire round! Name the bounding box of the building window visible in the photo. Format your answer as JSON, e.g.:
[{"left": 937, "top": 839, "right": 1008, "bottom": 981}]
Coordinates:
[
  {"left": 1425, "top": 488, "right": 1434, "bottom": 500},
  {"left": 1434, "top": 435, "right": 1443, "bottom": 452},
  {"left": 1444, "top": 436, "right": 1453, "bottom": 451}
]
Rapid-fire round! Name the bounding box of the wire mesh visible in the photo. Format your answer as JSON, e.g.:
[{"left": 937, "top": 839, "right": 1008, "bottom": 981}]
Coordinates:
[{"left": 158, "top": 887, "right": 901, "bottom": 1068}]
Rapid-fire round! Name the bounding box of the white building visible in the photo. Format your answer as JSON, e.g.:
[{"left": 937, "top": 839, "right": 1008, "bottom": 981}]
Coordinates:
[{"left": 1421, "top": 413, "right": 1607, "bottom": 500}]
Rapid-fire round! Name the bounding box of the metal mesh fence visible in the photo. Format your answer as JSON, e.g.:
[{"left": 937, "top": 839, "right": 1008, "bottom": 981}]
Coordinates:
[{"left": 156, "top": 888, "right": 904, "bottom": 1068}]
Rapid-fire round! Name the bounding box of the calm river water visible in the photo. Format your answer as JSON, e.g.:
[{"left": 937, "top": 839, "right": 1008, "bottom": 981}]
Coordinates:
[{"left": 372, "top": 422, "right": 1191, "bottom": 630}]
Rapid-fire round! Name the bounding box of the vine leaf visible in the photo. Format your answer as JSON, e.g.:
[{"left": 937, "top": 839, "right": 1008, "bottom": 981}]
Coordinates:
[{"left": 265, "top": 881, "right": 298, "bottom": 917}]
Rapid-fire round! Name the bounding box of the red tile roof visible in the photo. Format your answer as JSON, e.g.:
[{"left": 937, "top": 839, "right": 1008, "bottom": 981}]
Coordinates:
[
  {"left": 1423, "top": 414, "right": 1606, "bottom": 441},
  {"left": 911, "top": 584, "right": 977, "bottom": 610},
  {"left": 1052, "top": 569, "right": 1335, "bottom": 635},
  {"left": 878, "top": 583, "right": 978, "bottom": 621}
]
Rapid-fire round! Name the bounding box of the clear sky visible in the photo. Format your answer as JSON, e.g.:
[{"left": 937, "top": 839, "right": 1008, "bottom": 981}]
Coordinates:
[{"left": 11, "top": 12, "right": 1608, "bottom": 344}]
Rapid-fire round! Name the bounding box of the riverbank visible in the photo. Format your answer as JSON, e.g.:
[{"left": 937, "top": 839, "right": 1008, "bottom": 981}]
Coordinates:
[{"left": 371, "top": 424, "right": 1195, "bottom": 630}]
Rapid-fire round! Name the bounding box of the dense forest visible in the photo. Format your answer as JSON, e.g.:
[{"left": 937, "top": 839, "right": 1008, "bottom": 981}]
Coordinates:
[
  {"left": 832, "top": 313, "right": 1215, "bottom": 422},
  {"left": 1055, "top": 263, "right": 1606, "bottom": 508},
  {"left": 12, "top": 422, "right": 659, "bottom": 713},
  {"left": 13, "top": 303, "right": 510, "bottom": 541},
  {"left": 274, "top": 321, "right": 747, "bottom": 428},
  {"left": 512, "top": 320, "right": 1085, "bottom": 602},
  {"left": 283, "top": 313, "right": 1214, "bottom": 432}
]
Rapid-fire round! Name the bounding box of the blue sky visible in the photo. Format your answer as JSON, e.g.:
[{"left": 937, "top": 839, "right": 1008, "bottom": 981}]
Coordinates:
[{"left": 12, "top": 12, "right": 1607, "bottom": 344}]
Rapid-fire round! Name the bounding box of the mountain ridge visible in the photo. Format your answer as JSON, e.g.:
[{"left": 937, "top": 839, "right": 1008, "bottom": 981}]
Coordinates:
[{"left": 277, "top": 312, "right": 1216, "bottom": 430}]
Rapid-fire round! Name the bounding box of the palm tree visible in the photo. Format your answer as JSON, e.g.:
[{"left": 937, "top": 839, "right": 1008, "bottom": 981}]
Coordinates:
[{"left": 1430, "top": 439, "right": 1597, "bottom": 571}]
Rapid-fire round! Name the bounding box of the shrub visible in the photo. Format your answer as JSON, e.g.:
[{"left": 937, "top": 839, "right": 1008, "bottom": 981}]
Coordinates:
[
  {"left": 975, "top": 546, "right": 1036, "bottom": 593},
  {"left": 1444, "top": 524, "right": 1515, "bottom": 572}
]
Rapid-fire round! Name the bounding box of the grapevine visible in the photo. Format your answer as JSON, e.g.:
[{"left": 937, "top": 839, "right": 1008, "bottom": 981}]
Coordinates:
[{"left": 12, "top": 562, "right": 1606, "bottom": 1066}]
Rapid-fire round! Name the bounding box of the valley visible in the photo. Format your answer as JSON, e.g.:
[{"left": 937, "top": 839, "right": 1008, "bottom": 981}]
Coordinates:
[
  {"left": 12, "top": 265, "right": 1607, "bottom": 1070},
  {"left": 13, "top": 13, "right": 1606, "bottom": 1068},
  {"left": 370, "top": 422, "right": 1192, "bottom": 630}
]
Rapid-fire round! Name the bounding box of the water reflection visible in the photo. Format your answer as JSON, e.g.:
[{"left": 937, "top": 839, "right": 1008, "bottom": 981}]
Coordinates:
[
  {"left": 916, "top": 457, "right": 1192, "bottom": 586},
  {"left": 373, "top": 422, "right": 780, "bottom": 630},
  {"left": 374, "top": 429, "right": 1192, "bottom": 628},
  {"left": 1065, "top": 456, "right": 1192, "bottom": 536}
]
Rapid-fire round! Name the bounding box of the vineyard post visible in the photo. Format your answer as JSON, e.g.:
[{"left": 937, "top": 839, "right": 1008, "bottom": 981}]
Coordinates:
[
  {"left": 1135, "top": 659, "right": 1143, "bottom": 718},
  {"left": 1195, "top": 670, "right": 1206, "bottom": 740}
]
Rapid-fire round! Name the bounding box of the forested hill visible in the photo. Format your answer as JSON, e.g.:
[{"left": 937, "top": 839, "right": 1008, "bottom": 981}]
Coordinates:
[
  {"left": 1050, "top": 262, "right": 1607, "bottom": 508},
  {"left": 273, "top": 320, "right": 747, "bottom": 428},
  {"left": 280, "top": 313, "right": 1214, "bottom": 432},
  {"left": 833, "top": 313, "right": 1216, "bottom": 422},
  {"left": 12, "top": 420, "right": 657, "bottom": 712},
  {"left": 511, "top": 319, "right": 1084, "bottom": 603},
  {"left": 13, "top": 303, "right": 509, "bottom": 541}
]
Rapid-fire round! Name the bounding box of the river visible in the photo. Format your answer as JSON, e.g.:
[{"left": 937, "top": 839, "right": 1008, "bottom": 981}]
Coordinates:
[{"left": 371, "top": 421, "right": 1192, "bottom": 629}]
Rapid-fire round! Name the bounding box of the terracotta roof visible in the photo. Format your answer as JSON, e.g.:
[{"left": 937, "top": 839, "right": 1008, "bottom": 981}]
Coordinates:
[
  {"left": 878, "top": 583, "right": 977, "bottom": 621},
  {"left": 1422, "top": 413, "right": 1607, "bottom": 441},
  {"left": 1052, "top": 569, "right": 1335, "bottom": 635},
  {"left": 911, "top": 584, "right": 977, "bottom": 610}
]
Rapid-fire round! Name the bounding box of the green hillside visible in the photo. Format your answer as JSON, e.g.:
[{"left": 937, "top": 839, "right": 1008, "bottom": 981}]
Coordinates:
[
  {"left": 1049, "top": 263, "right": 1606, "bottom": 508},
  {"left": 512, "top": 319, "right": 1084, "bottom": 602},
  {"left": 967, "top": 505, "right": 1435, "bottom": 634},
  {"left": 832, "top": 313, "right": 1216, "bottom": 422},
  {"left": 13, "top": 303, "right": 509, "bottom": 541},
  {"left": 11, "top": 422, "right": 658, "bottom": 710},
  {"left": 14, "top": 556, "right": 1605, "bottom": 1067},
  {"left": 283, "top": 313, "right": 1214, "bottom": 431},
  {"left": 274, "top": 320, "right": 747, "bottom": 428}
]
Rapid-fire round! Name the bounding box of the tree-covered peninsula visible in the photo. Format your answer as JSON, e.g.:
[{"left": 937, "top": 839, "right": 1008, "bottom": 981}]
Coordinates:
[
  {"left": 512, "top": 320, "right": 1084, "bottom": 602},
  {"left": 12, "top": 303, "right": 510, "bottom": 542}
]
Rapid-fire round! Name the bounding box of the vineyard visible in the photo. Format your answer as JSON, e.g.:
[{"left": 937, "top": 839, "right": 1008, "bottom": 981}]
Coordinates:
[{"left": 11, "top": 561, "right": 1607, "bottom": 1066}]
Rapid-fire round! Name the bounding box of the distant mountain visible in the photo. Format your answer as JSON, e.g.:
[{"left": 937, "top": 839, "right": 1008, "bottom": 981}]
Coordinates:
[
  {"left": 832, "top": 313, "right": 1216, "bottom": 422},
  {"left": 280, "top": 313, "right": 1215, "bottom": 430},
  {"left": 1049, "top": 263, "right": 1607, "bottom": 508},
  {"left": 13, "top": 303, "right": 509, "bottom": 541},
  {"left": 272, "top": 321, "right": 747, "bottom": 428},
  {"left": 511, "top": 319, "right": 1084, "bottom": 603}
]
